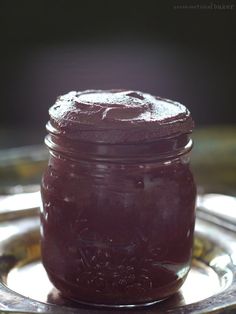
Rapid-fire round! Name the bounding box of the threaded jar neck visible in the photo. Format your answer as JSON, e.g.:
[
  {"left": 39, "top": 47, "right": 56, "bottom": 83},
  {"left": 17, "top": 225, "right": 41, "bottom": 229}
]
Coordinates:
[{"left": 45, "top": 121, "right": 193, "bottom": 163}]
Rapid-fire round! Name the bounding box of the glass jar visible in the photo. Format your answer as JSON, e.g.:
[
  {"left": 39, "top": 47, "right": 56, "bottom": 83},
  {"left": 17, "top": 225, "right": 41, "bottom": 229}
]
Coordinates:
[{"left": 40, "top": 90, "right": 196, "bottom": 307}]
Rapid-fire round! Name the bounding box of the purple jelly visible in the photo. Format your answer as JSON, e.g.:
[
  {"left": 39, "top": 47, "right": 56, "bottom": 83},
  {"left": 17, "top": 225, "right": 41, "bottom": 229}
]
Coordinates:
[{"left": 40, "top": 90, "right": 196, "bottom": 307}]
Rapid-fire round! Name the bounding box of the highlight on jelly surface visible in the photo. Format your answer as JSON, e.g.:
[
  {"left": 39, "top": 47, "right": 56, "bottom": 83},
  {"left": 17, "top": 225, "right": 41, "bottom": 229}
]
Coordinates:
[{"left": 41, "top": 90, "right": 196, "bottom": 307}]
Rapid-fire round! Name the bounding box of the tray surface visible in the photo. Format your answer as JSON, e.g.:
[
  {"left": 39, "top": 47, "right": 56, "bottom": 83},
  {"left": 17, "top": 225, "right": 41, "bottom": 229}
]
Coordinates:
[
  {"left": 6, "top": 256, "right": 229, "bottom": 306},
  {"left": 0, "top": 214, "right": 236, "bottom": 313}
]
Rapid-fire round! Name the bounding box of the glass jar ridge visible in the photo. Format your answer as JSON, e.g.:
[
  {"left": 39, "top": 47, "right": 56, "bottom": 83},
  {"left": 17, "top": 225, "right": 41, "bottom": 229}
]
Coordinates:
[{"left": 45, "top": 120, "right": 193, "bottom": 163}]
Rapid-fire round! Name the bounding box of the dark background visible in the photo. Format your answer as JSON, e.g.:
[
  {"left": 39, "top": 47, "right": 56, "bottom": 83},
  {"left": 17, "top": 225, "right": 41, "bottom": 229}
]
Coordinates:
[{"left": 0, "top": 0, "right": 235, "bottom": 146}]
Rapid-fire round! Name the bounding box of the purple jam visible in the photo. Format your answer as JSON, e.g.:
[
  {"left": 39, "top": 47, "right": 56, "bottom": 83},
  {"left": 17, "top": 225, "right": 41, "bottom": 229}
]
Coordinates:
[{"left": 41, "top": 90, "right": 196, "bottom": 307}]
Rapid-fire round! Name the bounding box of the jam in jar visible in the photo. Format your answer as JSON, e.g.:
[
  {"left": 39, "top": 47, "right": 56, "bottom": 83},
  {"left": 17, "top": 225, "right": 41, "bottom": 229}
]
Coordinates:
[{"left": 41, "top": 90, "right": 196, "bottom": 307}]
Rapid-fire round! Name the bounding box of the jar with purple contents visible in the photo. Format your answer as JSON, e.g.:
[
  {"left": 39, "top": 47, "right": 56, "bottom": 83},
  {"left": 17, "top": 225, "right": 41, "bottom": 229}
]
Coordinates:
[{"left": 40, "top": 90, "right": 196, "bottom": 307}]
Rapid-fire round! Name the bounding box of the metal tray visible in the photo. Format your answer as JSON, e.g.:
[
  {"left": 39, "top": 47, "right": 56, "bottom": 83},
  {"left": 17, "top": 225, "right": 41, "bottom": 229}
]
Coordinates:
[{"left": 0, "top": 208, "right": 236, "bottom": 313}]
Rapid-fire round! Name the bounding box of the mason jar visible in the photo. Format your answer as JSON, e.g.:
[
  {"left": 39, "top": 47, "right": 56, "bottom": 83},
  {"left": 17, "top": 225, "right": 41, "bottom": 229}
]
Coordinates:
[{"left": 40, "top": 90, "right": 196, "bottom": 307}]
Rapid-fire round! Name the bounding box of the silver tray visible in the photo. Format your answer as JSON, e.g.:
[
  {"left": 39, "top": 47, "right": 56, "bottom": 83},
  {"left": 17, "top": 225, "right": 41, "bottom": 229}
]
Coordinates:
[{"left": 1, "top": 195, "right": 236, "bottom": 313}]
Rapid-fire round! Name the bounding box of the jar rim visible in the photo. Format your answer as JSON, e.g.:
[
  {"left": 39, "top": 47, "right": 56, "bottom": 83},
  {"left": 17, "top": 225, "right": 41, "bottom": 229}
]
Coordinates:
[{"left": 45, "top": 126, "right": 193, "bottom": 163}]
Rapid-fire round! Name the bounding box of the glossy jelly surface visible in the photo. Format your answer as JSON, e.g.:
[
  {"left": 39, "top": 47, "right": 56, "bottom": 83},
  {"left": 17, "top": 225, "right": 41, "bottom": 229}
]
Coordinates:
[{"left": 41, "top": 90, "right": 196, "bottom": 306}]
